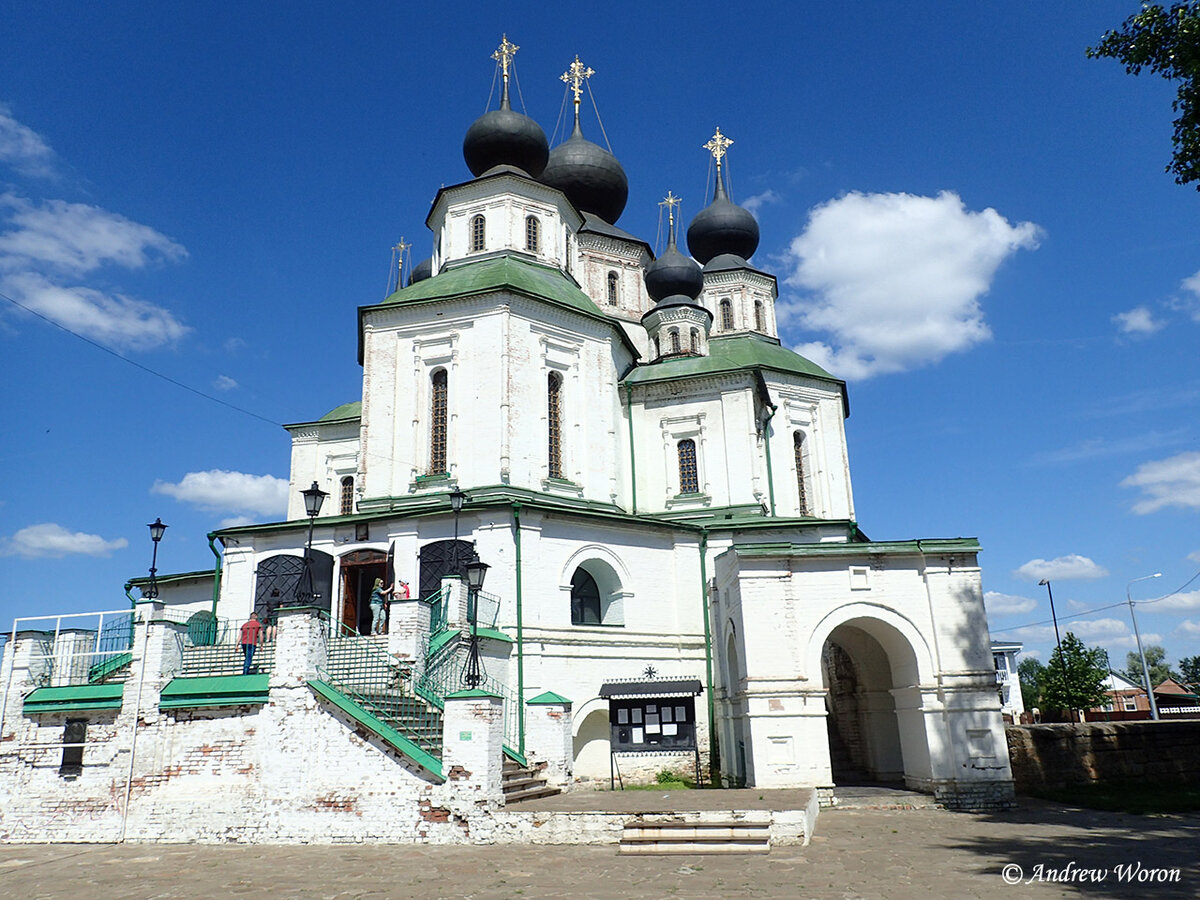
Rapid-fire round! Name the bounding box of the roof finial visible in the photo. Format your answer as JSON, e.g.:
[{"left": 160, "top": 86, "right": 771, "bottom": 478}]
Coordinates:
[
  {"left": 492, "top": 34, "right": 519, "bottom": 107},
  {"left": 561, "top": 55, "right": 595, "bottom": 127},
  {"left": 703, "top": 126, "right": 734, "bottom": 173},
  {"left": 391, "top": 236, "right": 411, "bottom": 293},
  {"left": 660, "top": 190, "right": 681, "bottom": 244}
]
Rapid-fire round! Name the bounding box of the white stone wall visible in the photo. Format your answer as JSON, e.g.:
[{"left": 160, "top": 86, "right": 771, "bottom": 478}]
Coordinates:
[{"left": 286, "top": 417, "right": 361, "bottom": 521}]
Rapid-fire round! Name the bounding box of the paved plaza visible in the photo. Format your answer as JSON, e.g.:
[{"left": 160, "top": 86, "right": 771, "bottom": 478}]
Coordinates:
[{"left": 0, "top": 798, "right": 1195, "bottom": 899}]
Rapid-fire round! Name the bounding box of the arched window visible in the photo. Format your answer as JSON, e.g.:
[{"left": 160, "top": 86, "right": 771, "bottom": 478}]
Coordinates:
[
  {"left": 470, "top": 214, "right": 485, "bottom": 252},
  {"left": 678, "top": 438, "right": 699, "bottom": 494},
  {"left": 547, "top": 371, "right": 563, "bottom": 479},
  {"left": 794, "top": 431, "right": 810, "bottom": 516},
  {"left": 720, "top": 298, "right": 734, "bottom": 331},
  {"left": 653, "top": 336, "right": 660, "bottom": 358},
  {"left": 525, "top": 215, "right": 539, "bottom": 252},
  {"left": 570, "top": 568, "right": 602, "bottom": 626},
  {"left": 429, "top": 369, "right": 448, "bottom": 474},
  {"left": 754, "top": 300, "right": 766, "bottom": 332},
  {"left": 607, "top": 271, "right": 619, "bottom": 305},
  {"left": 339, "top": 476, "right": 354, "bottom": 516},
  {"left": 690, "top": 328, "right": 699, "bottom": 353},
  {"left": 669, "top": 329, "right": 681, "bottom": 354}
]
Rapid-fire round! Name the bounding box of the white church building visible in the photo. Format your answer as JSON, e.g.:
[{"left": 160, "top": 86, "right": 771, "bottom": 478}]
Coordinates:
[{"left": 0, "top": 41, "right": 1013, "bottom": 844}]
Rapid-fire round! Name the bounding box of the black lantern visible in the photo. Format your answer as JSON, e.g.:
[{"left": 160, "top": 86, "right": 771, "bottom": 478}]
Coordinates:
[
  {"left": 297, "top": 481, "right": 328, "bottom": 607},
  {"left": 146, "top": 517, "right": 167, "bottom": 600},
  {"left": 465, "top": 556, "right": 490, "bottom": 591},
  {"left": 462, "top": 551, "right": 489, "bottom": 689},
  {"left": 302, "top": 481, "right": 328, "bottom": 518},
  {"left": 449, "top": 489, "right": 466, "bottom": 514}
]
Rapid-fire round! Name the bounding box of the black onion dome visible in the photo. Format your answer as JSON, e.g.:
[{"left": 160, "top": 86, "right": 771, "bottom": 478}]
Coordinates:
[
  {"left": 644, "top": 240, "right": 703, "bottom": 302},
  {"left": 539, "top": 122, "right": 629, "bottom": 224},
  {"left": 408, "top": 257, "right": 433, "bottom": 285},
  {"left": 462, "top": 90, "right": 549, "bottom": 178},
  {"left": 686, "top": 174, "right": 759, "bottom": 264}
]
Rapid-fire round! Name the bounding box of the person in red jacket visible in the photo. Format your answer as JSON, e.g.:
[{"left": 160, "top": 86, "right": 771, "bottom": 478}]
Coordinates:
[{"left": 240, "top": 612, "right": 264, "bottom": 675}]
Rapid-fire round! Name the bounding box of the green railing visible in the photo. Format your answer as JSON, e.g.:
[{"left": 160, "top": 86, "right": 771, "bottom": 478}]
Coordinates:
[
  {"left": 426, "top": 585, "right": 451, "bottom": 635},
  {"left": 165, "top": 610, "right": 276, "bottom": 677},
  {"left": 317, "top": 611, "right": 443, "bottom": 755}
]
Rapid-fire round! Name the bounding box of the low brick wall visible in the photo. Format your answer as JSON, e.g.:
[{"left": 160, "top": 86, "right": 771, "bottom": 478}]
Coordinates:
[{"left": 1006, "top": 721, "right": 1200, "bottom": 792}]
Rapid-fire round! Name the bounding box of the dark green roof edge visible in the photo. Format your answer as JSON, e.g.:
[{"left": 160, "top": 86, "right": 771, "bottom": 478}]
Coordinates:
[
  {"left": 159, "top": 674, "right": 269, "bottom": 709},
  {"left": 284, "top": 401, "right": 363, "bottom": 430},
  {"left": 309, "top": 680, "right": 443, "bottom": 780},
  {"left": 527, "top": 690, "right": 572, "bottom": 705},
  {"left": 127, "top": 569, "right": 215, "bottom": 588},
  {"left": 729, "top": 537, "right": 982, "bottom": 559},
  {"left": 623, "top": 333, "right": 843, "bottom": 390},
  {"left": 24, "top": 683, "right": 125, "bottom": 714},
  {"left": 446, "top": 688, "right": 501, "bottom": 700}
]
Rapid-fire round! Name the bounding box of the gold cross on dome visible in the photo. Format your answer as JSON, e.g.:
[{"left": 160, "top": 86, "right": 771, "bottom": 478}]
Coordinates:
[
  {"left": 659, "top": 190, "right": 681, "bottom": 227},
  {"left": 392, "top": 237, "right": 410, "bottom": 256},
  {"left": 703, "top": 127, "right": 734, "bottom": 169},
  {"left": 561, "top": 55, "right": 595, "bottom": 104},
  {"left": 492, "top": 34, "right": 519, "bottom": 78}
]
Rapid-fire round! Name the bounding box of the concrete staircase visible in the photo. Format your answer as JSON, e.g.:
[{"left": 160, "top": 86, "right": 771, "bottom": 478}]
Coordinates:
[
  {"left": 502, "top": 757, "right": 560, "bottom": 803},
  {"left": 180, "top": 643, "right": 275, "bottom": 677},
  {"left": 618, "top": 819, "right": 771, "bottom": 855}
]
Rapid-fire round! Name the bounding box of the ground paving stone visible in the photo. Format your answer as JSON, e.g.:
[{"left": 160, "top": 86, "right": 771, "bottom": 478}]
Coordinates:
[{"left": 0, "top": 799, "right": 1195, "bottom": 899}]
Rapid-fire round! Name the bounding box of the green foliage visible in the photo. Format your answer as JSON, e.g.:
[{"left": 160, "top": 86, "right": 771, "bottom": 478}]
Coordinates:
[
  {"left": 1017, "top": 656, "right": 1046, "bottom": 710},
  {"left": 1179, "top": 654, "right": 1200, "bottom": 687},
  {"left": 1124, "top": 644, "right": 1175, "bottom": 687},
  {"left": 655, "top": 768, "right": 694, "bottom": 788},
  {"left": 1041, "top": 632, "right": 1110, "bottom": 715},
  {"left": 1088, "top": 2, "right": 1200, "bottom": 188}
]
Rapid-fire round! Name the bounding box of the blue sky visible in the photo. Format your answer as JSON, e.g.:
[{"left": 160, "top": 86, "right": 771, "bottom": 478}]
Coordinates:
[{"left": 1, "top": 3, "right": 1198, "bottom": 673}]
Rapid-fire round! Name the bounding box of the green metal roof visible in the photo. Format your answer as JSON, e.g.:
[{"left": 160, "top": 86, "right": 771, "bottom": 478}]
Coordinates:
[
  {"left": 320, "top": 401, "right": 362, "bottom": 422},
  {"left": 127, "top": 570, "right": 215, "bottom": 588},
  {"left": 159, "top": 674, "right": 269, "bottom": 709},
  {"left": 623, "top": 332, "right": 841, "bottom": 388},
  {"left": 527, "top": 690, "right": 572, "bottom": 706},
  {"left": 24, "top": 683, "right": 124, "bottom": 714},
  {"left": 729, "top": 537, "right": 981, "bottom": 559}
]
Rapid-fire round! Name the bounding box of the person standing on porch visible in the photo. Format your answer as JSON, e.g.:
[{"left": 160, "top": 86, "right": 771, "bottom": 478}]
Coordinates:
[
  {"left": 241, "top": 612, "right": 263, "bottom": 674},
  {"left": 369, "top": 578, "right": 393, "bottom": 635}
]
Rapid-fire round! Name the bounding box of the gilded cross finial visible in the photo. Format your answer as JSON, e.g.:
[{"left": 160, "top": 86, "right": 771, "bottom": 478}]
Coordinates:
[
  {"left": 561, "top": 55, "right": 595, "bottom": 105},
  {"left": 703, "top": 126, "right": 734, "bottom": 170},
  {"left": 492, "top": 34, "right": 519, "bottom": 80},
  {"left": 392, "top": 236, "right": 411, "bottom": 256},
  {"left": 659, "top": 190, "right": 681, "bottom": 230}
]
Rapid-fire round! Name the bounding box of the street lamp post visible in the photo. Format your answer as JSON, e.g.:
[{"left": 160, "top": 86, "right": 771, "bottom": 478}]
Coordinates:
[
  {"left": 449, "top": 489, "right": 466, "bottom": 577},
  {"left": 298, "top": 481, "right": 328, "bottom": 607},
  {"left": 462, "top": 553, "right": 490, "bottom": 689},
  {"left": 1037, "top": 579, "right": 1064, "bottom": 661},
  {"left": 1127, "top": 572, "right": 1163, "bottom": 721},
  {"left": 146, "top": 518, "right": 167, "bottom": 599}
]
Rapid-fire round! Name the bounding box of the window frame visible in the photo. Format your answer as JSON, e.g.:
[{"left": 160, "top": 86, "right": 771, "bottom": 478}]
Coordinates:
[
  {"left": 677, "top": 438, "right": 700, "bottom": 494},
  {"left": 525, "top": 215, "right": 539, "bottom": 253},
  {"left": 547, "top": 371, "right": 564, "bottom": 479},
  {"left": 469, "top": 214, "right": 486, "bottom": 253},
  {"left": 606, "top": 270, "right": 619, "bottom": 306},
  {"left": 719, "top": 298, "right": 734, "bottom": 331},
  {"left": 429, "top": 368, "right": 448, "bottom": 475}
]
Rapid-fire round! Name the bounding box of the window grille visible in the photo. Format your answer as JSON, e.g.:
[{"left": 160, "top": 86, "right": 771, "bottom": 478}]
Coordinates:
[
  {"left": 547, "top": 372, "right": 563, "bottom": 479},
  {"left": 720, "top": 299, "right": 734, "bottom": 330},
  {"left": 794, "top": 431, "right": 810, "bottom": 515},
  {"left": 429, "top": 369, "right": 448, "bottom": 474},
  {"left": 678, "top": 439, "right": 699, "bottom": 494},
  {"left": 690, "top": 328, "right": 699, "bottom": 353},
  {"left": 607, "top": 271, "right": 619, "bottom": 305},
  {"left": 470, "top": 215, "right": 485, "bottom": 252},
  {"left": 525, "top": 215, "right": 539, "bottom": 252},
  {"left": 339, "top": 476, "right": 354, "bottom": 516},
  {"left": 755, "top": 300, "right": 766, "bottom": 331},
  {"left": 669, "top": 329, "right": 681, "bottom": 353}
]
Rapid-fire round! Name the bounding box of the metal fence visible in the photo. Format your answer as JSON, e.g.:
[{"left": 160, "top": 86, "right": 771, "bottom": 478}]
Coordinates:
[
  {"left": 417, "top": 630, "right": 520, "bottom": 758},
  {"left": 6, "top": 610, "right": 135, "bottom": 688},
  {"left": 149, "top": 608, "right": 277, "bottom": 677}
]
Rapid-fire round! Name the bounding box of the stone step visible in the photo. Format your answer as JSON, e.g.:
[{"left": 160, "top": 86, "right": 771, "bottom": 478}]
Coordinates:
[
  {"left": 619, "top": 841, "right": 770, "bottom": 855},
  {"left": 502, "top": 774, "right": 549, "bottom": 792},
  {"left": 618, "top": 821, "right": 771, "bottom": 855},
  {"left": 503, "top": 784, "right": 562, "bottom": 803}
]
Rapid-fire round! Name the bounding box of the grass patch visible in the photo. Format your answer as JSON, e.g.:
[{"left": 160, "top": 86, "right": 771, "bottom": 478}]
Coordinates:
[
  {"left": 1032, "top": 783, "right": 1200, "bottom": 815},
  {"left": 622, "top": 780, "right": 692, "bottom": 791}
]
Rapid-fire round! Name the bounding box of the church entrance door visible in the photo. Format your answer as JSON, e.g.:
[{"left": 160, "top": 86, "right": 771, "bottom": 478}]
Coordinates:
[
  {"left": 417, "top": 539, "right": 473, "bottom": 600},
  {"left": 339, "top": 550, "right": 387, "bottom": 635}
]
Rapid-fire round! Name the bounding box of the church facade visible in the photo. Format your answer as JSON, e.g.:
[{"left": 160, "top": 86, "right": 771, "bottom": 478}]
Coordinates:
[{"left": 0, "top": 41, "right": 1013, "bottom": 842}]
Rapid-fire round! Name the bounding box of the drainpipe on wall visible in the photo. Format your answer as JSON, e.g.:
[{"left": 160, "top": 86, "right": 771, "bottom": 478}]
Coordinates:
[
  {"left": 124, "top": 582, "right": 137, "bottom": 609},
  {"left": 512, "top": 501, "right": 525, "bottom": 756},
  {"left": 699, "top": 528, "right": 719, "bottom": 784},
  {"left": 207, "top": 532, "right": 223, "bottom": 617},
  {"left": 623, "top": 383, "right": 638, "bottom": 514}
]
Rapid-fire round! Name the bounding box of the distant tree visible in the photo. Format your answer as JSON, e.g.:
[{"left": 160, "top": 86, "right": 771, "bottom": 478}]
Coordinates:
[
  {"left": 1088, "top": 3, "right": 1200, "bottom": 188},
  {"left": 1017, "top": 657, "right": 1045, "bottom": 711},
  {"left": 1178, "top": 654, "right": 1200, "bottom": 687},
  {"left": 1125, "top": 645, "right": 1175, "bottom": 687},
  {"left": 1042, "top": 633, "right": 1110, "bottom": 717}
]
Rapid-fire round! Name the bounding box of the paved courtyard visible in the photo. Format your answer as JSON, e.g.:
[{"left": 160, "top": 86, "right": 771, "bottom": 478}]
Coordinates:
[{"left": 0, "top": 799, "right": 1195, "bottom": 899}]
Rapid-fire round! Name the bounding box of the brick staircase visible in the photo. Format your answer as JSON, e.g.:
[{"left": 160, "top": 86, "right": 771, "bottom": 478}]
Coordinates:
[
  {"left": 180, "top": 643, "right": 276, "bottom": 677},
  {"left": 502, "top": 757, "right": 560, "bottom": 803},
  {"left": 618, "top": 819, "right": 771, "bottom": 855}
]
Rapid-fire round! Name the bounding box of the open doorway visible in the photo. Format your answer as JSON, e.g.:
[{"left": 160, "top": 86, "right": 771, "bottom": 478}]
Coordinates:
[{"left": 339, "top": 550, "right": 387, "bottom": 635}]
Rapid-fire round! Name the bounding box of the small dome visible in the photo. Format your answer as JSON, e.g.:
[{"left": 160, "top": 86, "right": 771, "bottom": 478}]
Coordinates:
[
  {"left": 462, "top": 94, "right": 549, "bottom": 179},
  {"left": 540, "top": 123, "right": 628, "bottom": 224},
  {"left": 702, "top": 252, "right": 750, "bottom": 273},
  {"left": 408, "top": 257, "right": 433, "bottom": 285},
  {"left": 644, "top": 240, "right": 703, "bottom": 302},
  {"left": 686, "top": 174, "right": 759, "bottom": 264}
]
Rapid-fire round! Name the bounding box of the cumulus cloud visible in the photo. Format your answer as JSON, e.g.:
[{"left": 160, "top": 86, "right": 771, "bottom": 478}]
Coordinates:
[
  {"left": 0, "top": 522, "right": 127, "bottom": 558},
  {"left": 1007, "top": 618, "right": 1128, "bottom": 644},
  {"left": 152, "top": 470, "right": 289, "bottom": 519},
  {"left": 983, "top": 591, "right": 1037, "bottom": 616},
  {"left": 1147, "top": 590, "right": 1200, "bottom": 611},
  {"left": 0, "top": 103, "right": 55, "bottom": 178},
  {"left": 1112, "top": 305, "right": 1164, "bottom": 336},
  {"left": 779, "top": 190, "right": 1040, "bottom": 379},
  {"left": 1014, "top": 554, "right": 1109, "bottom": 582},
  {"left": 742, "top": 189, "right": 781, "bottom": 214},
  {"left": 1121, "top": 451, "right": 1200, "bottom": 514},
  {"left": 1177, "top": 270, "right": 1200, "bottom": 322},
  {"left": 0, "top": 194, "right": 185, "bottom": 274},
  {"left": 213, "top": 375, "right": 238, "bottom": 391},
  {"left": 1177, "top": 620, "right": 1200, "bottom": 636}
]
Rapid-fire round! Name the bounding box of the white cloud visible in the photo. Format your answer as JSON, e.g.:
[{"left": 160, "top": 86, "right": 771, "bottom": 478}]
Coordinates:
[
  {"left": 1147, "top": 590, "right": 1200, "bottom": 611},
  {"left": 152, "top": 470, "right": 289, "bottom": 519},
  {"left": 0, "top": 522, "right": 127, "bottom": 558},
  {"left": 1189, "top": 550, "right": 1200, "bottom": 564},
  {"left": 984, "top": 591, "right": 1037, "bottom": 616},
  {"left": 0, "top": 194, "right": 185, "bottom": 274},
  {"left": 1014, "top": 554, "right": 1109, "bottom": 582},
  {"left": 1178, "top": 270, "right": 1200, "bottom": 322},
  {"left": 3, "top": 270, "right": 188, "bottom": 350},
  {"left": 779, "top": 190, "right": 1040, "bottom": 379},
  {"left": 218, "top": 515, "right": 257, "bottom": 529},
  {"left": 1007, "top": 618, "right": 1129, "bottom": 644},
  {"left": 0, "top": 103, "right": 55, "bottom": 178},
  {"left": 742, "top": 189, "right": 781, "bottom": 214},
  {"left": 213, "top": 375, "right": 238, "bottom": 391},
  {"left": 1112, "top": 305, "right": 1164, "bottom": 336},
  {"left": 1177, "top": 620, "right": 1200, "bottom": 636},
  {"left": 1121, "top": 451, "right": 1200, "bottom": 514}
]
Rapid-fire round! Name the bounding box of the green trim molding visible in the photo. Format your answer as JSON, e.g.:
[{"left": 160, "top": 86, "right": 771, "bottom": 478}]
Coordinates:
[
  {"left": 526, "top": 690, "right": 571, "bottom": 706},
  {"left": 24, "top": 684, "right": 124, "bottom": 714},
  {"left": 445, "top": 688, "right": 501, "bottom": 700},
  {"left": 159, "top": 675, "right": 269, "bottom": 710}
]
